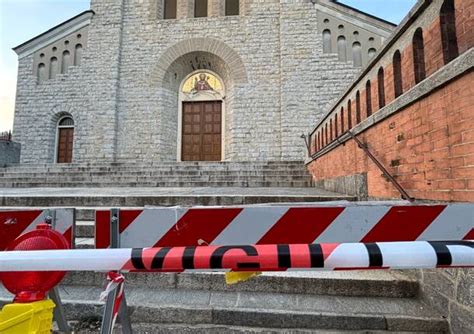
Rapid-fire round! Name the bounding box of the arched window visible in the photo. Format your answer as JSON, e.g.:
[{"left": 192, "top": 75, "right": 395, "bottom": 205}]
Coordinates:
[
  {"left": 195, "top": 0, "right": 208, "bottom": 17},
  {"left": 325, "top": 124, "right": 328, "bottom": 146},
  {"left": 225, "top": 0, "right": 239, "bottom": 16},
  {"left": 56, "top": 116, "right": 75, "bottom": 163},
  {"left": 393, "top": 50, "right": 403, "bottom": 98},
  {"left": 352, "top": 42, "right": 362, "bottom": 67},
  {"left": 37, "top": 63, "right": 47, "bottom": 84},
  {"left": 49, "top": 57, "right": 58, "bottom": 79},
  {"left": 164, "top": 0, "right": 177, "bottom": 19},
  {"left": 337, "top": 36, "right": 347, "bottom": 62},
  {"left": 356, "top": 91, "right": 361, "bottom": 124},
  {"left": 413, "top": 28, "right": 426, "bottom": 84},
  {"left": 378, "top": 67, "right": 385, "bottom": 108},
  {"left": 323, "top": 29, "right": 332, "bottom": 53},
  {"left": 74, "top": 44, "right": 83, "bottom": 66},
  {"left": 340, "top": 106, "right": 345, "bottom": 133},
  {"left": 368, "top": 48, "right": 377, "bottom": 59},
  {"left": 440, "top": 0, "right": 458, "bottom": 64},
  {"left": 366, "top": 80, "right": 372, "bottom": 117},
  {"left": 61, "top": 50, "right": 71, "bottom": 74},
  {"left": 335, "top": 113, "right": 339, "bottom": 137},
  {"left": 347, "top": 99, "right": 352, "bottom": 129},
  {"left": 330, "top": 119, "right": 333, "bottom": 141}
]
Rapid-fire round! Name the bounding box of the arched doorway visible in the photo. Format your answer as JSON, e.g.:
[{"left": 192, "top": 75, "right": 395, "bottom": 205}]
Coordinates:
[
  {"left": 56, "top": 116, "right": 74, "bottom": 163},
  {"left": 178, "top": 70, "right": 225, "bottom": 161}
]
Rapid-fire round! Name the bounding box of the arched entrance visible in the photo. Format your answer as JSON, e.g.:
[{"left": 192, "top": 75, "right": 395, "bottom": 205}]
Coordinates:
[{"left": 178, "top": 70, "right": 225, "bottom": 161}]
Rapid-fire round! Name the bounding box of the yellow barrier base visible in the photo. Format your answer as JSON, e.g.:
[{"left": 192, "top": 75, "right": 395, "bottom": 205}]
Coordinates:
[{"left": 0, "top": 299, "right": 55, "bottom": 334}]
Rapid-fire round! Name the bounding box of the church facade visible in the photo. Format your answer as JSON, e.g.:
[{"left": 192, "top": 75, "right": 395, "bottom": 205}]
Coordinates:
[{"left": 12, "top": 0, "right": 394, "bottom": 164}]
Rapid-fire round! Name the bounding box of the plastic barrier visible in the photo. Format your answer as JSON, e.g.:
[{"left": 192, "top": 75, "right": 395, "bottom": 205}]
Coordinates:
[
  {"left": 0, "top": 299, "right": 55, "bottom": 334},
  {"left": 0, "top": 208, "right": 75, "bottom": 250},
  {"left": 95, "top": 202, "right": 474, "bottom": 248}
]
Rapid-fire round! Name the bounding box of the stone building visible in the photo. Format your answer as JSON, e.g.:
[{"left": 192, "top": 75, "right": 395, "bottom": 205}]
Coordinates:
[{"left": 12, "top": 0, "right": 395, "bottom": 164}]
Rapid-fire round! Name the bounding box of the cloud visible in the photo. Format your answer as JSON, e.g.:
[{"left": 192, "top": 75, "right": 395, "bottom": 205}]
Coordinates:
[{"left": 0, "top": 66, "right": 17, "bottom": 132}]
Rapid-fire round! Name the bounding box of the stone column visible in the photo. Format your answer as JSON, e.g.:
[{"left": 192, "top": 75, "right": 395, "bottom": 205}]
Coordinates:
[
  {"left": 177, "top": 0, "right": 193, "bottom": 19},
  {"left": 209, "top": 0, "right": 224, "bottom": 17}
]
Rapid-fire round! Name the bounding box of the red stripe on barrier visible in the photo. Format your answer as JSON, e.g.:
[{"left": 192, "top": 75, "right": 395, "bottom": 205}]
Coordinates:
[
  {"left": 154, "top": 208, "right": 243, "bottom": 247},
  {"left": 464, "top": 229, "right": 474, "bottom": 240},
  {"left": 95, "top": 210, "right": 142, "bottom": 248},
  {"left": 63, "top": 227, "right": 73, "bottom": 247},
  {"left": 257, "top": 208, "right": 344, "bottom": 244},
  {"left": 119, "top": 210, "right": 142, "bottom": 233},
  {"left": 0, "top": 211, "right": 42, "bottom": 250},
  {"left": 361, "top": 206, "right": 446, "bottom": 242},
  {"left": 95, "top": 211, "right": 111, "bottom": 249}
]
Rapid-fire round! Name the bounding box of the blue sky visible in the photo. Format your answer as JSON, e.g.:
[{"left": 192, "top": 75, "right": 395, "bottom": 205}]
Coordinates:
[{"left": 0, "top": 0, "right": 417, "bottom": 132}]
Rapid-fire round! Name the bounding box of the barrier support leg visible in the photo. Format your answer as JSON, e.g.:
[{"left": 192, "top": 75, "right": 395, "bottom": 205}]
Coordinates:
[
  {"left": 118, "top": 294, "right": 132, "bottom": 334},
  {"left": 100, "top": 283, "right": 121, "bottom": 334},
  {"left": 49, "top": 286, "right": 71, "bottom": 333}
]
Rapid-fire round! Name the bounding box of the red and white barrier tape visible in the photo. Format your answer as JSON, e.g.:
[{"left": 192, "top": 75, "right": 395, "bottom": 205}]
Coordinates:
[
  {"left": 100, "top": 271, "right": 125, "bottom": 328},
  {"left": 95, "top": 203, "right": 474, "bottom": 248},
  {"left": 0, "top": 241, "right": 472, "bottom": 272}
]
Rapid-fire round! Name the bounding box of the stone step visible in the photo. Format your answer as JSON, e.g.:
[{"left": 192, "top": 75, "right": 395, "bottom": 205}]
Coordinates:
[
  {"left": 0, "top": 171, "right": 311, "bottom": 177},
  {"left": 0, "top": 175, "right": 312, "bottom": 182},
  {"left": 113, "top": 323, "right": 444, "bottom": 334},
  {"left": 1, "top": 181, "right": 313, "bottom": 188},
  {"left": 76, "top": 220, "right": 95, "bottom": 238},
  {"left": 0, "top": 285, "right": 446, "bottom": 332},
  {"left": 0, "top": 187, "right": 354, "bottom": 207},
  {"left": 62, "top": 271, "right": 419, "bottom": 299}
]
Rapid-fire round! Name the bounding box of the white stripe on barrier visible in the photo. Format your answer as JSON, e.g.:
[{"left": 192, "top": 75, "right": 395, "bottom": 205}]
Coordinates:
[
  {"left": 121, "top": 208, "right": 185, "bottom": 248},
  {"left": 211, "top": 206, "right": 288, "bottom": 245},
  {"left": 417, "top": 204, "right": 473, "bottom": 241},
  {"left": 313, "top": 205, "right": 390, "bottom": 243}
]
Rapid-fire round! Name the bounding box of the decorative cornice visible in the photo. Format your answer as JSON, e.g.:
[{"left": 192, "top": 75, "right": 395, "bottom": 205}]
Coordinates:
[{"left": 13, "top": 10, "right": 94, "bottom": 59}]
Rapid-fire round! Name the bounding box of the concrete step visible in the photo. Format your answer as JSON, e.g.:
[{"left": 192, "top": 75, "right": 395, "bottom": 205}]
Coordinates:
[
  {"left": 0, "top": 187, "right": 354, "bottom": 207},
  {"left": 1, "top": 181, "right": 313, "bottom": 188},
  {"left": 76, "top": 221, "right": 95, "bottom": 238},
  {"left": 62, "top": 271, "right": 419, "bottom": 299},
  {"left": 112, "top": 323, "right": 444, "bottom": 334},
  {"left": 0, "top": 284, "right": 446, "bottom": 332}
]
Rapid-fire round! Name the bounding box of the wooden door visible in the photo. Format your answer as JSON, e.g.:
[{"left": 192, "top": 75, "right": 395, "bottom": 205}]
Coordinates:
[
  {"left": 182, "top": 101, "right": 222, "bottom": 161},
  {"left": 57, "top": 128, "right": 74, "bottom": 163}
]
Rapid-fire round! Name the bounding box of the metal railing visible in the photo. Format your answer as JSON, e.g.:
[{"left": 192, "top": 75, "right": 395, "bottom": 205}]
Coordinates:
[{"left": 0, "top": 131, "right": 12, "bottom": 141}]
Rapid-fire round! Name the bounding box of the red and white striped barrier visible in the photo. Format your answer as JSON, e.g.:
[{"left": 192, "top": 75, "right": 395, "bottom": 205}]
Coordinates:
[
  {"left": 95, "top": 203, "right": 474, "bottom": 248},
  {"left": 0, "top": 208, "right": 75, "bottom": 250},
  {"left": 1, "top": 241, "right": 472, "bottom": 272}
]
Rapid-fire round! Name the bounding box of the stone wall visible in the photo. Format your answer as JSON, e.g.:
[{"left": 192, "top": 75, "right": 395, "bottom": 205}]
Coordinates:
[
  {"left": 13, "top": 0, "right": 392, "bottom": 163},
  {"left": 307, "top": 0, "right": 474, "bottom": 202},
  {"left": 405, "top": 269, "right": 473, "bottom": 334},
  {"left": 0, "top": 141, "right": 21, "bottom": 166}
]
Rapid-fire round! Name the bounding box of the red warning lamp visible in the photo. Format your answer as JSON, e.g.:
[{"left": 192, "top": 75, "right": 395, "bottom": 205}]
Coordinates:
[{"left": 0, "top": 223, "right": 69, "bottom": 303}]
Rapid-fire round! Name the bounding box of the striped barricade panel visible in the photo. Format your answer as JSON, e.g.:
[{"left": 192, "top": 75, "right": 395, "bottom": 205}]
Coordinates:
[
  {"left": 94, "top": 202, "right": 474, "bottom": 249},
  {"left": 0, "top": 208, "right": 75, "bottom": 250}
]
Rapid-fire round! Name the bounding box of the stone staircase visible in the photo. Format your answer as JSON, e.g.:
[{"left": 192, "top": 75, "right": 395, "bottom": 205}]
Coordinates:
[
  {"left": 0, "top": 162, "right": 449, "bottom": 332},
  {"left": 0, "top": 161, "right": 313, "bottom": 188},
  {"left": 0, "top": 270, "right": 448, "bottom": 333}
]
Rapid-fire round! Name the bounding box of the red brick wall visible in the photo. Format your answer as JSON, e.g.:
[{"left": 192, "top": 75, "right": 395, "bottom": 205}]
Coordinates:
[{"left": 308, "top": 72, "right": 474, "bottom": 202}]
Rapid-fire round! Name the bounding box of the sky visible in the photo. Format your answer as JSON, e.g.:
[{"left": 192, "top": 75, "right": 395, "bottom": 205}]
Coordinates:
[{"left": 0, "top": 0, "right": 417, "bottom": 132}]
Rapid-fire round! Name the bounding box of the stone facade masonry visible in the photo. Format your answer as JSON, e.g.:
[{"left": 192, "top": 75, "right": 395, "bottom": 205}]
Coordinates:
[{"left": 13, "top": 0, "right": 393, "bottom": 163}]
